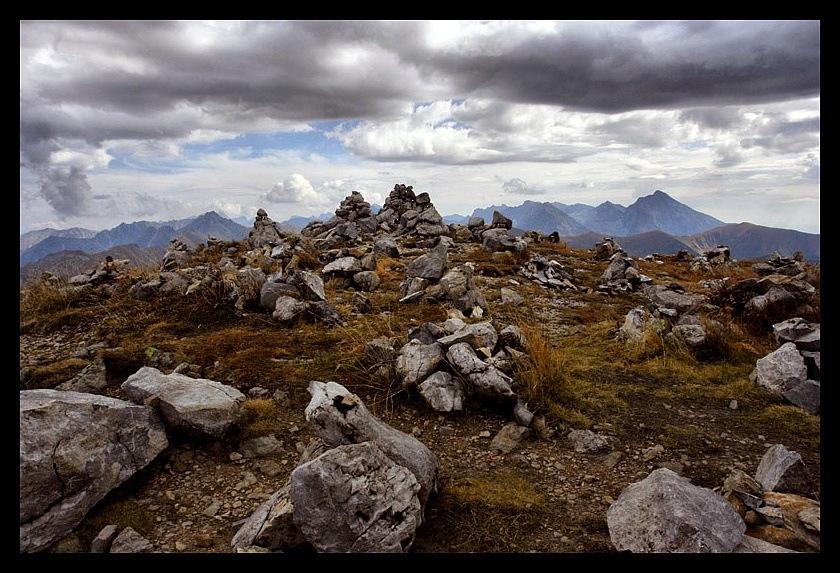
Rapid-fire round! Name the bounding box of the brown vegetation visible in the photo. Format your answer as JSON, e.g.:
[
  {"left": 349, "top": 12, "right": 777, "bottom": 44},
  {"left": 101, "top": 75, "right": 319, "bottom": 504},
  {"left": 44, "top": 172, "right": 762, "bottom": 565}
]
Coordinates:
[{"left": 19, "top": 237, "right": 820, "bottom": 553}]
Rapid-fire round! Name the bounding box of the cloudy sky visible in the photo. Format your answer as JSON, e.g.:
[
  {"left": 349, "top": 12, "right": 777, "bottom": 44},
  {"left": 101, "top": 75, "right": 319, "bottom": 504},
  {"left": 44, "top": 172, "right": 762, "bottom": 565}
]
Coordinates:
[{"left": 20, "top": 20, "right": 820, "bottom": 235}]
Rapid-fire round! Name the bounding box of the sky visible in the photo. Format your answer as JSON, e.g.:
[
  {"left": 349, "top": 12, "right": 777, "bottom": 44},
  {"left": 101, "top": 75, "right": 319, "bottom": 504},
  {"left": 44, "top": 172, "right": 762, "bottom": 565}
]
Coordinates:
[{"left": 20, "top": 20, "right": 820, "bottom": 235}]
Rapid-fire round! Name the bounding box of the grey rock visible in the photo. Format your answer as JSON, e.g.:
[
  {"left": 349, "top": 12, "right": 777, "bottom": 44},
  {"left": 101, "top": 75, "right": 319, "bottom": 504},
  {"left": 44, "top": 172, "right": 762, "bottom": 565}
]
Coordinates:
[
  {"left": 568, "top": 429, "right": 611, "bottom": 453},
  {"left": 396, "top": 340, "right": 446, "bottom": 388},
  {"left": 55, "top": 358, "right": 108, "bottom": 393},
  {"left": 772, "top": 318, "right": 820, "bottom": 351},
  {"left": 121, "top": 366, "right": 246, "bottom": 440},
  {"left": 20, "top": 390, "right": 168, "bottom": 553},
  {"left": 751, "top": 342, "right": 808, "bottom": 398},
  {"left": 290, "top": 442, "right": 422, "bottom": 552},
  {"left": 287, "top": 270, "right": 327, "bottom": 302},
  {"left": 607, "top": 468, "right": 746, "bottom": 553},
  {"left": 782, "top": 379, "right": 820, "bottom": 414},
  {"left": 90, "top": 524, "right": 120, "bottom": 553},
  {"left": 304, "top": 381, "right": 439, "bottom": 510},
  {"left": 109, "top": 526, "right": 154, "bottom": 553},
  {"left": 418, "top": 371, "right": 465, "bottom": 413},
  {"left": 405, "top": 243, "right": 449, "bottom": 280},
  {"left": 491, "top": 423, "right": 531, "bottom": 454},
  {"left": 755, "top": 444, "right": 815, "bottom": 496},
  {"left": 273, "top": 295, "right": 306, "bottom": 322},
  {"left": 240, "top": 435, "right": 285, "bottom": 459}
]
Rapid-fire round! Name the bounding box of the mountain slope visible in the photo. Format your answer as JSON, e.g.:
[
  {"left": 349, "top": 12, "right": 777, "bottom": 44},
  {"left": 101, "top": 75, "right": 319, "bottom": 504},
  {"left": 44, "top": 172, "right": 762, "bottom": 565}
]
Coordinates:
[
  {"left": 680, "top": 222, "right": 821, "bottom": 261},
  {"left": 570, "top": 201, "right": 629, "bottom": 236},
  {"left": 19, "top": 227, "right": 98, "bottom": 253},
  {"left": 558, "top": 224, "right": 820, "bottom": 263},
  {"left": 19, "top": 244, "right": 169, "bottom": 284},
  {"left": 621, "top": 190, "right": 725, "bottom": 236},
  {"left": 20, "top": 212, "right": 249, "bottom": 267},
  {"left": 471, "top": 201, "right": 590, "bottom": 236}
]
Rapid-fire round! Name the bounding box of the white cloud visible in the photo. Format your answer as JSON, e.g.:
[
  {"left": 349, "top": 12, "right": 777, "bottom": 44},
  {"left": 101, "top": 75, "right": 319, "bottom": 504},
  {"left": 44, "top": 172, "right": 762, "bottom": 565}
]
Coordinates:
[{"left": 265, "top": 174, "right": 326, "bottom": 205}]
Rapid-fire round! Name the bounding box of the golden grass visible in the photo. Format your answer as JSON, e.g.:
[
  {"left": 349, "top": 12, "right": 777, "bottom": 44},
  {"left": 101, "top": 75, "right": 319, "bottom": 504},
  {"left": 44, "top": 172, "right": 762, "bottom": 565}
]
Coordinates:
[
  {"left": 239, "top": 398, "right": 282, "bottom": 439},
  {"left": 423, "top": 471, "right": 551, "bottom": 552},
  {"left": 755, "top": 405, "right": 821, "bottom": 449},
  {"left": 511, "top": 319, "right": 627, "bottom": 428},
  {"left": 21, "top": 358, "right": 89, "bottom": 390}
]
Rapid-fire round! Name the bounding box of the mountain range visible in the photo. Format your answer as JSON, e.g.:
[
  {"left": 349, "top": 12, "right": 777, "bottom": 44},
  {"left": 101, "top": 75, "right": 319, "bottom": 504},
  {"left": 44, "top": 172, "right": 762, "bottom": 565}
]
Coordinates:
[{"left": 19, "top": 190, "right": 819, "bottom": 282}]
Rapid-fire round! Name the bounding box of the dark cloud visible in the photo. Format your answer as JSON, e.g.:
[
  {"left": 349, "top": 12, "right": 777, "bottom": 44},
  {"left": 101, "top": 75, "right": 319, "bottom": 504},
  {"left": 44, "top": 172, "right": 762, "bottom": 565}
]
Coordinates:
[
  {"left": 713, "top": 144, "right": 747, "bottom": 168},
  {"left": 38, "top": 166, "right": 93, "bottom": 217},
  {"left": 419, "top": 20, "right": 820, "bottom": 112},
  {"left": 19, "top": 20, "right": 820, "bottom": 225},
  {"left": 679, "top": 108, "right": 746, "bottom": 130}
]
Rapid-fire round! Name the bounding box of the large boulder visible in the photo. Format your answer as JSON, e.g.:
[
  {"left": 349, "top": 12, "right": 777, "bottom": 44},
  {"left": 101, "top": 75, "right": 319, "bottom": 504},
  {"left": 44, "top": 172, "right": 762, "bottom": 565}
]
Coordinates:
[
  {"left": 606, "top": 468, "right": 746, "bottom": 553},
  {"left": 290, "top": 441, "right": 423, "bottom": 552},
  {"left": 121, "top": 366, "right": 246, "bottom": 440},
  {"left": 304, "top": 380, "right": 439, "bottom": 511},
  {"left": 20, "top": 389, "right": 168, "bottom": 553},
  {"left": 750, "top": 342, "right": 808, "bottom": 398}
]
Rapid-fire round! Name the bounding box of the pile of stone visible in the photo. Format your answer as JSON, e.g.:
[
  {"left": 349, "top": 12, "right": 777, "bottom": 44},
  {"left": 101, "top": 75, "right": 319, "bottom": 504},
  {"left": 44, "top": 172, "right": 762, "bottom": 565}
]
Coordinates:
[
  {"left": 592, "top": 237, "right": 623, "bottom": 260},
  {"left": 521, "top": 254, "right": 577, "bottom": 289},
  {"left": 248, "top": 208, "right": 286, "bottom": 249},
  {"left": 461, "top": 211, "right": 527, "bottom": 254},
  {"left": 160, "top": 238, "right": 192, "bottom": 271},
  {"left": 319, "top": 247, "right": 381, "bottom": 292},
  {"left": 376, "top": 183, "right": 449, "bottom": 241},
  {"left": 65, "top": 255, "right": 131, "bottom": 289},
  {"left": 597, "top": 251, "right": 653, "bottom": 293},
  {"left": 706, "top": 270, "right": 817, "bottom": 329},
  {"left": 231, "top": 380, "right": 440, "bottom": 553},
  {"left": 751, "top": 251, "right": 809, "bottom": 277},
  {"left": 259, "top": 268, "right": 343, "bottom": 327},
  {"left": 392, "top": 317, "right": 529, "bottom": 414},
  {"left": 689, "top": 245, "right": 738, "bottom": 273},
  {"left": 720, "top": 443, "right": 819, "bottom": 552},
  {"left": 300, "top": 191, "right": 379, "bottom": 248},
  {"left": 616, "top": 282, "right": 719, "bottom": 348},
  {"left": 398, "top": 244, "right": 487, "bottom": 318}
]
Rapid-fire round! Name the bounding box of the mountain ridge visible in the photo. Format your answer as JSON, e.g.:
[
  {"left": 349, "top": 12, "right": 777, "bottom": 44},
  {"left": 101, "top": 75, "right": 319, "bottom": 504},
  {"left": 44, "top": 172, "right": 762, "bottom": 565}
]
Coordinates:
[{"left": 19, "top": 191, "right": 820, "bottom": 277}]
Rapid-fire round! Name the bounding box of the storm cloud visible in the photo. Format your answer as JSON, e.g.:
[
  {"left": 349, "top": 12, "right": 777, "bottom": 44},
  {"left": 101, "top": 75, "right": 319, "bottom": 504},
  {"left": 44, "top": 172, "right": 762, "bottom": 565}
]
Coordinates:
[{"left": 20, "top": 20, "right": 820, "bottom": 234}]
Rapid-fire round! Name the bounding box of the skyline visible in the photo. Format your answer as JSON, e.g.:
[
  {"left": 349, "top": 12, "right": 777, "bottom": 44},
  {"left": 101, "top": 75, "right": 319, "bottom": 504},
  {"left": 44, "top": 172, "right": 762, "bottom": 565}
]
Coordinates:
[{"left": 20, "top": 20, "right": 820, "bottom": 235}]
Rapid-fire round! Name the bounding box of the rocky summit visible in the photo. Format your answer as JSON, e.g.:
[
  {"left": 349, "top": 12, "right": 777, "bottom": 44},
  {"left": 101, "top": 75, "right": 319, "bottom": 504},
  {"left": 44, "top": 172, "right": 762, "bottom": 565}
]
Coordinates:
[{"left": 19, "top": 184, "right": 819, "bottom": 555}]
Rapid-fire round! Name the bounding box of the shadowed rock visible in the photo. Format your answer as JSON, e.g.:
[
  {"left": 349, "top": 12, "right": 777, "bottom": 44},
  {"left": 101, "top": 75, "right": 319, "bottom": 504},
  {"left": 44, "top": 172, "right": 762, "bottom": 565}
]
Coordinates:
[
  {"left": 607, "top": 468, "right": 745, "bottom": 553},
  {"left": 121, "top": 366, "right": 246, "bottom": 440},
  {"left": 20, "top": 390, "right": 168, "bottom": 553},
  {"left": 290, "top": 441, "right": 422, "bottom": 553},
  {"left": 304, "top": 380, "right": 439, "bottom": 511}
]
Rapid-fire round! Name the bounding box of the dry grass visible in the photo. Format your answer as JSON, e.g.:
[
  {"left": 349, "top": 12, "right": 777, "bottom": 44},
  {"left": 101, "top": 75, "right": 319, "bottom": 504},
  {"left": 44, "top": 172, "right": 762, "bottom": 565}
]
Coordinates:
[
  {"left": 756, "top": 405, "right": 821, "bottom": 449},
  {"left": 238, "top": 398, "right": 282, "bottom": 439},
  {"left": 20, "top": 358, "right": 89, "bottom": 390},
  {"left": 511, "top": 319, "right": 627, "bottom": 429},
  {"left": 421, "top": 471, "right": 551, "bottom": 552}
]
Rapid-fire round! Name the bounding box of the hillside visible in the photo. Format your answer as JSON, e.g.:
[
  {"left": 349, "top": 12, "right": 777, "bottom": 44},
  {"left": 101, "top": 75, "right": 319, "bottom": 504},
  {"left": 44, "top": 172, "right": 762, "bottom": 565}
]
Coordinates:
[
  {"left": 681, "top": 222, "right": 821, "bottom": 262},
  {"left": 19, "top": 245, "right": 169, "bottom": 284},
  {"left": 19, "top": 207, "right": 820, "bottom": 553},
  {"left": 471, "top": 201, "right": 590, "bottom": 236}
]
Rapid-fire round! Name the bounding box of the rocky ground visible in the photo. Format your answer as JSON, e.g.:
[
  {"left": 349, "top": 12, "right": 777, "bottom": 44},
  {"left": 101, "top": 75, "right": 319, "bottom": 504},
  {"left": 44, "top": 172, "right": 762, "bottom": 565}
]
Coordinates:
[{"left": 20, "top": 239, "right": 820, "bottom": 556}]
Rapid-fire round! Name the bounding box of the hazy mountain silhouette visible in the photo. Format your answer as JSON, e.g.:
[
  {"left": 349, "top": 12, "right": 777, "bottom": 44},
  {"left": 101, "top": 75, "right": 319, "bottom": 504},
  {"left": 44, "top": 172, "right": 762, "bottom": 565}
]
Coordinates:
[
  {"left": 483, "top": 190, "right": 726, "bottom": 238},
  {"left": 20, "top": 211, "right": 249, "bottom": 267},
  {"left": 19, "top": 191, "right": 819, "bottom": 275},
  {"left": 471, "top": 201, "right": 590, "bottom": 236}
]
